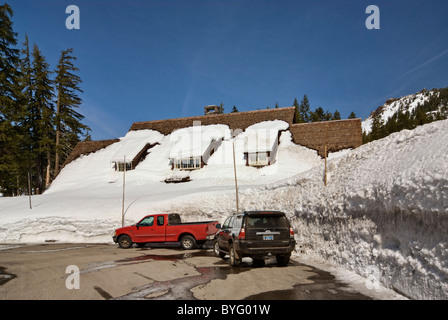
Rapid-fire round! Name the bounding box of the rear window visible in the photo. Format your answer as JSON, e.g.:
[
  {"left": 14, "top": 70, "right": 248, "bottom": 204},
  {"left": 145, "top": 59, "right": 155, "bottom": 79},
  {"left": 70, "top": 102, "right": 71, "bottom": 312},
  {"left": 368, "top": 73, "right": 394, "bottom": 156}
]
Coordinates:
[{"left": 246, "top": 215, "right": 289, "bottom": 229}]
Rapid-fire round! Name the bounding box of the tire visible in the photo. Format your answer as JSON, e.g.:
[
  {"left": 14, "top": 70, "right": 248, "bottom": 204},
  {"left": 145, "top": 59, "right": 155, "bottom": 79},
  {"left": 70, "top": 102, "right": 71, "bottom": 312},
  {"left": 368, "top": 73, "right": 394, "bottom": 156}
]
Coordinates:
[
  {"left": 180, "top": 235, "right": 196, "bottom": 250},
  {"left": 229, "top": 243, "right": 241, "bottom": 267},
  {"left": 214, "top": 241, "right": 226, "bottom": 259},
  {"left": 118, "top": 235, "right": 133, "bottom": 249},
  {"left": 276, "top": 253, "right": 291, "bottom": 267}
]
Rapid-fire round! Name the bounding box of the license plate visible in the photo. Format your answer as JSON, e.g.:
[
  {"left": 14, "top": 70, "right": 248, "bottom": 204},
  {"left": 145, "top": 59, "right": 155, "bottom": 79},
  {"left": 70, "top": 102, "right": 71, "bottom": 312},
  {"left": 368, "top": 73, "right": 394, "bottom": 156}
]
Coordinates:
[{"left": 263, "top": 235, "right": 274, "bottom": 240}]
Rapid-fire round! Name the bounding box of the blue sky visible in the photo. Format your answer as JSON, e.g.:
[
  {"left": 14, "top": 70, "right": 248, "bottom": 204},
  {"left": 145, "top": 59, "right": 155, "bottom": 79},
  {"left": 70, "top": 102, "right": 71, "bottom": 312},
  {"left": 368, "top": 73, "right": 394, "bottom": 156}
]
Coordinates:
[{"left": 10, "top": 0, "right": 448, "bottom": 140}]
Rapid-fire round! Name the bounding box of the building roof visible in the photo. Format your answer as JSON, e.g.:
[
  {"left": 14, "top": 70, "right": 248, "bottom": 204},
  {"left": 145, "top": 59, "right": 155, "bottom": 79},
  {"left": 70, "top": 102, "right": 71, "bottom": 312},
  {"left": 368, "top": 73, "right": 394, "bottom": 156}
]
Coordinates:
[
  {"left": 241, "top": 120, "right": 289, "bottom": 153},
  {"left": 111, "top": 130, "right": 164, "bottom": 163}
]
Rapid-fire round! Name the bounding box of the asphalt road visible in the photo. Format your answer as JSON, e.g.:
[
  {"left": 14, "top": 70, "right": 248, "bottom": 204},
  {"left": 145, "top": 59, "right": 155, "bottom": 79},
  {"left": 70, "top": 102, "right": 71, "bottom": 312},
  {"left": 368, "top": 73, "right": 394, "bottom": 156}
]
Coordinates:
[{"left": 0, "top": 243, "right": 372, "bottom": 300}]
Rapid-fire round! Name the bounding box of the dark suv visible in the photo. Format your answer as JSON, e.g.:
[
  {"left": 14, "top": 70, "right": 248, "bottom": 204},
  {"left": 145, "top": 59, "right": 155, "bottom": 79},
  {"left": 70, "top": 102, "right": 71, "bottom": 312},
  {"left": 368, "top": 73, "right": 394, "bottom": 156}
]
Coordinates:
[{"left": 214, "top": 211, "right": 296, "bottom": 266}]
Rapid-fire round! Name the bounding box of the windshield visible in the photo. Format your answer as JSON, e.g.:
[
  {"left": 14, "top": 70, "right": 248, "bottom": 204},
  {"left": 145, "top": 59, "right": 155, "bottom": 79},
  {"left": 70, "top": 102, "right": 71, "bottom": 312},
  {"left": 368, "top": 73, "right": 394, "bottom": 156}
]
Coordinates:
[{"left": 246, "top": 215, "right": 289, "bottom": 229}]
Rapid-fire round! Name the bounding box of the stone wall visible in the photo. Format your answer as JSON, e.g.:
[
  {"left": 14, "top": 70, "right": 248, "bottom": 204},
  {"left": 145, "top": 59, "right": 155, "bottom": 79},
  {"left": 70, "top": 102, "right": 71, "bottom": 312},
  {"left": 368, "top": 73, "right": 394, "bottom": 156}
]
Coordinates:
[
  {"left": 129, "top": 107, "right": 296, "bottom": 134},
  {"left": 62, "top": 139, "right": 119, "bottom": 168},
  {"left": 289, "top": 118, "right": 362, "bottom": 157}
]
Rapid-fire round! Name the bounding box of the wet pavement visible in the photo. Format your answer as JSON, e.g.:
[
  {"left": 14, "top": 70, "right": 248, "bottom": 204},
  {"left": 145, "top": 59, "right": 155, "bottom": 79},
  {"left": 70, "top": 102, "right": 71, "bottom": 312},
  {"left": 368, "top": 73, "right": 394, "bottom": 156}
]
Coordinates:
[{"left": 0, "top": 243, "right": 375, "bottom": 300}]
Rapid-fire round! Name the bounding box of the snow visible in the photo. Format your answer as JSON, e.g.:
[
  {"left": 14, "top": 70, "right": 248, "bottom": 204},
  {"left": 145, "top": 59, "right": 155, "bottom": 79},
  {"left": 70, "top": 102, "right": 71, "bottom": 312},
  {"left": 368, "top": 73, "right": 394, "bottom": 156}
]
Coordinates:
[
  {"left": 110, "top": 129, "right": 164, "bottom": 163},
  {"left": 1, "top": 119, "right": 447, "bottom": 299},
  {"left": 241, "top": 120, "right": 288, "bottom": 153},
  {"left": 169, "top": 124, "right": 231, "bottom": 159}
]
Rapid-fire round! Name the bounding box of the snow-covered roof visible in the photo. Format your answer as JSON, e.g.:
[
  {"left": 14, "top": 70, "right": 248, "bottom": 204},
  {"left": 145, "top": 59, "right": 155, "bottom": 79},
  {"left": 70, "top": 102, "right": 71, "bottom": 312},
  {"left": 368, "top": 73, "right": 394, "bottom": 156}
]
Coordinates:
[
  {"left": 111, "top": 129, "right": 164, "bottom": 162},
  {"left": 241, "top": 120, "right": 289, "bottom": 153},
  {"left": 169, "top": 124, "right": 231, "bottom": 159}
]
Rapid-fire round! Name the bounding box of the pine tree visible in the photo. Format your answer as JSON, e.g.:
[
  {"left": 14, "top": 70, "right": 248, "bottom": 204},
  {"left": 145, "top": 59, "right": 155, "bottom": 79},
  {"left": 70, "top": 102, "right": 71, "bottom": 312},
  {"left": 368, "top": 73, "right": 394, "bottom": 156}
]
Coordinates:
[
  {"left": 31, "top": 44, "right": 54, "bottom": 192},
  {"left": 16, "top": 35, "right": 35, "bottom": 194},
  {"left": 0, "top": 3, "right": 21, "bottom": 196},
  {"left": 309, "top": 107, "right": 326, "bottom": 122},
  {"left": 217, "top": 102, "right": 224, "bottom": 114},
  {"left": 333, "top": 110, "right": 341, "bottom": 120},
  {"left": 231, "top": 106, "right": 239, "bottom": 113},
  {"left": 54, "top": 48, "right": 90, "bottom": 176},
  {"left": 299, "top": 95, "right": 311, "bottom": 122},
  {"left": 369, "top": 114, "right": 384, "bottom": 141},
  {"left": 348, "top": 111, "right": 357, "bottom": 119},
  {"left": 293, "top": 98, "right": 301, "bottom": 123}
]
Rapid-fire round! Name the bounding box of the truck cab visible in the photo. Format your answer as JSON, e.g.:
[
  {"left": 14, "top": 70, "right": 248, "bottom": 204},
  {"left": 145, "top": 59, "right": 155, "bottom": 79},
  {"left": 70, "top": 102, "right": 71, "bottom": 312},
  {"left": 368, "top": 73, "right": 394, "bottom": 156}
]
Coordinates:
[{"left": 113, "top": 213, "right": 219, "bottom": 249}]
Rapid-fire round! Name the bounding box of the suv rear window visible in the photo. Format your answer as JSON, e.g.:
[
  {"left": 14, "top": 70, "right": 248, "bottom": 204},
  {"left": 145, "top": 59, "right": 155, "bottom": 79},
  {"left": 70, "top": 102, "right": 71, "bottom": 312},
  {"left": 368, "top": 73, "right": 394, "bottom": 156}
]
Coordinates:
[{"left": 246, "top": 215, "right": 289, "bottom": 229}]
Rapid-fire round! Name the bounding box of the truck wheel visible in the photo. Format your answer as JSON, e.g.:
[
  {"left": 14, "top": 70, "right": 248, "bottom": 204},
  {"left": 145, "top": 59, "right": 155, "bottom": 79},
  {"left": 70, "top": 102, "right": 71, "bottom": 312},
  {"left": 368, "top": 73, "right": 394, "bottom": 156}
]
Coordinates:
[
  {"left": 180, "top": 235, "right": 196, "bottom": 250},
  {"left": 118, "top": 235, "right": 133, "bottom": 249},
  {"left": 276, "top": 253, "right": 291, "bottom": 267},
  {"left": 229, "top": 243, "right": 241, "bottom": 267},
  {"left": 214, "top": 241, "right": 226, "bottom": 259}
]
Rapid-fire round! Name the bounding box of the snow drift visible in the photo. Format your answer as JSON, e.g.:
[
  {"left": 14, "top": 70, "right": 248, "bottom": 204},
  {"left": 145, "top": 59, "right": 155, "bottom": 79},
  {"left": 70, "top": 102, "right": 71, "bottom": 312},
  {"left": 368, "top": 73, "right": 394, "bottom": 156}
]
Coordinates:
[{"left": 1, "top": 119, "right": 447, "bottom": 299}]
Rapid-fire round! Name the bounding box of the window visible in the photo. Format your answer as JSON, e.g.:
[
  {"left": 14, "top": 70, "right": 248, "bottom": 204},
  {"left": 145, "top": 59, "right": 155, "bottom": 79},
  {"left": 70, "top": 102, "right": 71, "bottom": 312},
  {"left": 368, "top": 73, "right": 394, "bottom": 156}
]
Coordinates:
[
  {"left": 232, "top": 215, "right": 243, "bottom": 229},
  {"left": 247, "top": 152, "right": 269, "bottom": 166},
  {"left": 116, "top": 162, "right": 132, "bottom": 171},
  {"left": 246, "top": 216, "right": 289, "bottom": 228},
  {"left": 222, "top": 217, "right": 232, "bottom": 229},
  {"left": 138, "top": 216, "right": 154, "bottom": 226},
  {"left": 168, "top": 214, "right": 182, "bottom": 225},
  {"left": 157, "top": 216, "right": 164, "bottom": 226},
  {"left": 173, "top": 157, "right": 201, "bottom": 170}
]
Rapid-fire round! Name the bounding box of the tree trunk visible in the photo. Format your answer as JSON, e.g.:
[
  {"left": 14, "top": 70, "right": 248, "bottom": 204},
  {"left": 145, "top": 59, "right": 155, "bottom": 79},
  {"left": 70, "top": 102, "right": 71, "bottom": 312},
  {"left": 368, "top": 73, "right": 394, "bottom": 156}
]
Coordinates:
[{"left": 54, "top": 89, "right": 61, "bottom": 176}]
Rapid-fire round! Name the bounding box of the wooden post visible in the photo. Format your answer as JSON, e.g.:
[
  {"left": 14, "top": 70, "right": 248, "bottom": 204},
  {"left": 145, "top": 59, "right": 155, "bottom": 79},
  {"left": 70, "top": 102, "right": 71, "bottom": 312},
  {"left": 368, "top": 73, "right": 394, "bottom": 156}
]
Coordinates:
[
  {"left": 233, "top": 141, "right": 239, "bottom": 215},
  {"left": 324, "top": 145, "right": 327, "bottom": 187},
  {"left": 28, "top": 172, "right": 32, "bottom": 209},
  {"left": 122, "top": 155, "right": 126, "bottom": 227}
]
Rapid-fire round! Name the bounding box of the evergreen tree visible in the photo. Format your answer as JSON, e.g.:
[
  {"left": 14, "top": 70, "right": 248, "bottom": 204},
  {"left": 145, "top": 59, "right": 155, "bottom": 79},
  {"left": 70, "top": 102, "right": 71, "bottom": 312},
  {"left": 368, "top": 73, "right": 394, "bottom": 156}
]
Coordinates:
[
  {"left": 332, "top": 110, "right": 341, "bottom": 120},
  {"left": 231, "top": 106, "right": 239, "bottom": 113},
  {"left": 299, "top": 95, "right": 311, "bottom": 122},
  {"left": 30, "top": 44, "right": 55, "bottom": 192},
  {"left": 0, "top": 3, "right": 21, "bottom": 196},
  {"left": 54, "top": 48, "right": 90, "bottom": 176},
  {"left": 293, "top": 98, "right": 301, "bottom": 123},
  {"left": 16, "top": 35, "right": 36, "bottom": 194},
  {"left": 369, "top": 114, "right": 384, "bottom": 141},
  {"left": 217, "top": 102, "right": 224, "bottom": 114},
  {"left": 309, "top": 107, "right": 326, "bottom": 122},
  {"left": 348, "top": 111, "right": 357, "bottom": 119}
]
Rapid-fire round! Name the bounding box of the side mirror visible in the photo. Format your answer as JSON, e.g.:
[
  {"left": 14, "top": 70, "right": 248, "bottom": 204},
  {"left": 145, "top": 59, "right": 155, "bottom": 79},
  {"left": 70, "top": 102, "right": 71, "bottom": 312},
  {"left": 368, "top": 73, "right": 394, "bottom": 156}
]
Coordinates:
[{"left": 215, "top": 223, "right": 222, "bottom": 229}]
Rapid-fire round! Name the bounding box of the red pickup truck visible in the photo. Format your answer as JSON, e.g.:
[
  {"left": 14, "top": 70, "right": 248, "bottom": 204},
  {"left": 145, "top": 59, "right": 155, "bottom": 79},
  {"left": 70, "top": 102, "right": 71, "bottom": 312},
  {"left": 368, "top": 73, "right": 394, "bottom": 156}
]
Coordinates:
[{"left": 113, "top": 213, "right": 220, "bottom": 249}]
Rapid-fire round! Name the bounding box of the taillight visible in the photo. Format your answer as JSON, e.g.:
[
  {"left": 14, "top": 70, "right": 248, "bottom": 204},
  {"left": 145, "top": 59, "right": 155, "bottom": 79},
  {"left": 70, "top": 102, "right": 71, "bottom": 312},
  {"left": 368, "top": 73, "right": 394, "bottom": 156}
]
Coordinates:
[
  {"left": 290, "top": 227, "right": 295, "bottom": 239},
  {"left": 238, "top": 228, "right": 246, "bottom": 240}
]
